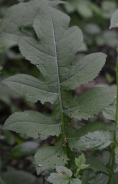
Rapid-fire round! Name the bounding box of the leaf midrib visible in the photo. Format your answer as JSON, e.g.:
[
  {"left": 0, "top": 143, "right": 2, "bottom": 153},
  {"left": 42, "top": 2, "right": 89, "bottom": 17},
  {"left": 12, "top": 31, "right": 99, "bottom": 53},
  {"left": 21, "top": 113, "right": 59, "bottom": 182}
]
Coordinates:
[{"left": 50, "top": 12, "right": 66, "bottom": 139}]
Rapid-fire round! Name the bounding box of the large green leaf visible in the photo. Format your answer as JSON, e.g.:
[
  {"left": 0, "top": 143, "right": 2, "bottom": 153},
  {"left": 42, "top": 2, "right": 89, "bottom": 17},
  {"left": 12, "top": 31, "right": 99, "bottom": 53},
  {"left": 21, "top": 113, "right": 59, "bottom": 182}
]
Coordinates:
[
  {"left": 3, "top": 74, "right": 58, "bottom": 104},
  {"left": 65, "top": 86, "right": 116, "bottom": 120},
  {"left": 68, "top": 131, "right": 113, "bottom": 151},
  {"left": 3, "top": 110, "right": 61, "bottom": 139},
  {"left": 35, "top": 139, "right": 68, "bottom": 174}
]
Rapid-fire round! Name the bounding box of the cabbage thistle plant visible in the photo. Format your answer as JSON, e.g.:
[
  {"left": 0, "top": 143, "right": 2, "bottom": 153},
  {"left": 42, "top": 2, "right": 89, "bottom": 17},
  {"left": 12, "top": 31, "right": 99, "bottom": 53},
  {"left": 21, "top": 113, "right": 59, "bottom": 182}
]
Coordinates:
[{"left": 0, "top": 0, "right": 118, "bottom": 183}]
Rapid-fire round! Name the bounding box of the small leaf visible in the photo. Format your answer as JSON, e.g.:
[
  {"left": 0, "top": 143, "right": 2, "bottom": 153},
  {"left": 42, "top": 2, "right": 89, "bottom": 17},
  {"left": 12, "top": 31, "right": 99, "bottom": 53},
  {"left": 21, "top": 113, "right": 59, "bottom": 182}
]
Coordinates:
[
  {"left": 75, "top": 154, "right": 89, "bottom": 170},
  {"left": 48, "top": 166, "right": 72, "bottom": 184},
  {"left": 86, "top": 156, "right": 108, "bottom": 174},
  {"left": 56, "top": 166, "right": 72, "bottom": 177},
  {"left": 110, "top": 9, "right": 118, "bottom": 29},
  {"left": 35, "top": 139, "right": 68, "bottom": 175}
]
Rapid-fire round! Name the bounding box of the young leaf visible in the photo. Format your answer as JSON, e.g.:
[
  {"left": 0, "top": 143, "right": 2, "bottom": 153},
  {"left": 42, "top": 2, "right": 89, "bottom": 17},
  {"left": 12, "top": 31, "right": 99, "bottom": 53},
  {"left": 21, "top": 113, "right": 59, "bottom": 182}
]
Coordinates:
[
  {"left": 47, "top": 166, "right": 82, "bottom": 184},
  {"left": 110, "top": 9, "right": 118, "bottom": 29},
  {"left": 47, "top": 166, "right": 72, "bottom": 184},
  {"left": 75, "top": 154, "right": 89, "bottom": 170},
  {"left": 35, "top": 139, "right": 68, "bottom": 174}
]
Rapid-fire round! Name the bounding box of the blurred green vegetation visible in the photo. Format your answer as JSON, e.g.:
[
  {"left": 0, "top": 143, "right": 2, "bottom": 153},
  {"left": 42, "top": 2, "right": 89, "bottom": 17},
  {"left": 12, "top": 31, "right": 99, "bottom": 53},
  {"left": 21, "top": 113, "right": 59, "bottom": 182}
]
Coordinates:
[{"left": 0, "top": 0, "right": 118, "bottom": 183}]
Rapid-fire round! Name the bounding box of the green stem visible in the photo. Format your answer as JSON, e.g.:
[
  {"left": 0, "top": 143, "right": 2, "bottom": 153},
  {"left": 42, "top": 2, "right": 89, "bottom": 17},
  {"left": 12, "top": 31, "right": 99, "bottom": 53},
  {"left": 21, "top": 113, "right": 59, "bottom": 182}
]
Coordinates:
[{"left": 107, "top": 60, "right": 118, "bottom": 184}]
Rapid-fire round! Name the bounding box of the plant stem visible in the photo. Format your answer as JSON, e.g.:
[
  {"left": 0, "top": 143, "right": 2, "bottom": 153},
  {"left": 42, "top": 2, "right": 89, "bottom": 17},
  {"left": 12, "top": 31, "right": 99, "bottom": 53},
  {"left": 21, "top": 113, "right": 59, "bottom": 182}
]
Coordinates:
[{"left": 107, "top": 60, "right": 118, "bottom": 184}]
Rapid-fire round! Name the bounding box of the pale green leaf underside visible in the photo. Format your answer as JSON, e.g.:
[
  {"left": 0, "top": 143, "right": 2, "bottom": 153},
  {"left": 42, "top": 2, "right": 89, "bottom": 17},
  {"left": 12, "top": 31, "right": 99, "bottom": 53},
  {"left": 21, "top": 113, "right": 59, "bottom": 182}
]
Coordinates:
[
  {"left": 35, "top": 139, "right": 68, "bottom": 174},
  {"left": 3, "top": 74, "right": 58, "bottom": 104},
  {"left": 3, "top": 110, "right": 61, "bottom": 139},
  {"left": 68, "top": 131, "right": 113, "bottom": 151},
  {"left": 65, "top": 86, "right": 116, "bottom": 120},
  {"left": 110, "top": 9, "right": 118, "bottom": 28},
  {"left": 0, "top": 0, "right": 65, "bottom": 42}
]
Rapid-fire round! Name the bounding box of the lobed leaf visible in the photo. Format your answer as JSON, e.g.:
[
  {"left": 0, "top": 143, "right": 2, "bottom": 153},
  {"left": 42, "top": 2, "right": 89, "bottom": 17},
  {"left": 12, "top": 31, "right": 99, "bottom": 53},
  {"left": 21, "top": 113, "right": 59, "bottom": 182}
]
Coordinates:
[
  {"left": 0, "top": 0, "right": 65, "bottom": 42},
  {"left": 35, "top": 139, "right": 68, "bottom": 174},
  {"left": 68, "top": 131, "right": 113, "bottom": 151},
  {"left": 61, "top": 53, "right": 106, "bottom": 90},
  {"left": 3, "top": 74, "right": 58, "bottom": 104},
  {"left": 3, "top": 110, "right": 61, "bottom": 139},
  {"left": 65, "top": 86, "right": 116, "bottom": 120}
]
